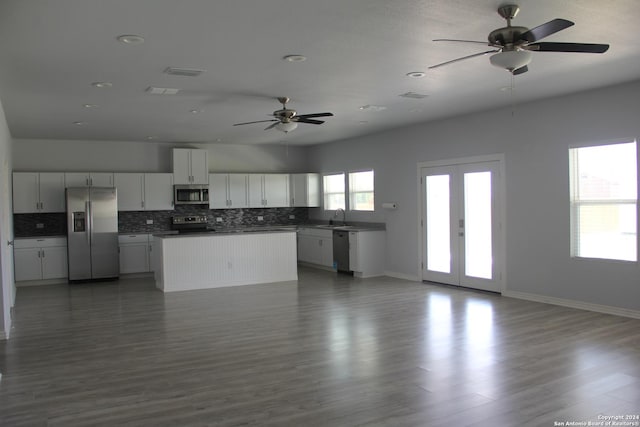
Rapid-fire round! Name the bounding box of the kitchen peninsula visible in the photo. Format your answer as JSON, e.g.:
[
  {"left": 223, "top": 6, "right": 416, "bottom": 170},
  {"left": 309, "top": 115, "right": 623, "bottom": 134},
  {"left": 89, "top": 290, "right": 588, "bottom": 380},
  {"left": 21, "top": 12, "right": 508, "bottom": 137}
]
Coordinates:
[{"left": 153, "top": 229, "right": 298, "bottom": 292}]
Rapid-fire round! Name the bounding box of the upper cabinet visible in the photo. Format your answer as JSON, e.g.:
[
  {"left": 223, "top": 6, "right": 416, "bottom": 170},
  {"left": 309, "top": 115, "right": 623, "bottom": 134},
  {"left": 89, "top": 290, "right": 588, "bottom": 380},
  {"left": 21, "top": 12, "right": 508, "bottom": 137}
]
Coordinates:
[
  {"left": 65, "top": 172, "right": 114, "bottom": 187},
  {"left": 290, "top": 173, "right": 320, "bottom": 207},
  {"left": 209, "top": 173, "right": 249, "bottom": 209},
  {"left": 248, "top": 174, "right": 290, "bottom": 208},
  {"left": 13, "top": 172, "right": 66, "bottom": 213},
  {"left": 172, "top": 148, "right": 208, "bottom": 184},
  {"left": 114, "top": 173, "right": 174, "bottom": 211}
]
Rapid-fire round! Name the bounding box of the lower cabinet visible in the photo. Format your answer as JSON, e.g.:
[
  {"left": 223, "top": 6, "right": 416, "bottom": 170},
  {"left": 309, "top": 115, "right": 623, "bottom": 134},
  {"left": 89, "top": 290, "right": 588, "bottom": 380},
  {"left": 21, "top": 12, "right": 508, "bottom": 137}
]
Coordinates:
[
  {"left": 348, "top": 230, "right": 386, "bottom": 278},
  {"left": 118, "top": 234, "right": 153, "bottom": 274},
  {"left": 297, "top": 228, "right": 334, "bottom": 268},
  {"left": 14, "top": 237, "right": 68, "bottom": 282}
]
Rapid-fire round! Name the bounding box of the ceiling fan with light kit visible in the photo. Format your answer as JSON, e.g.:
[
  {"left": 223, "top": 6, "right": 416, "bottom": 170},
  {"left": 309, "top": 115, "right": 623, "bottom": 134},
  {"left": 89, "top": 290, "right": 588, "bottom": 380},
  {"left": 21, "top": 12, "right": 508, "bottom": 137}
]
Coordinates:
[
  {"left": 429, "top": 4, "right": 610, "bottom": 75},
  {"left": 233, "top": 97, "right": 334, "bottom": 133}
]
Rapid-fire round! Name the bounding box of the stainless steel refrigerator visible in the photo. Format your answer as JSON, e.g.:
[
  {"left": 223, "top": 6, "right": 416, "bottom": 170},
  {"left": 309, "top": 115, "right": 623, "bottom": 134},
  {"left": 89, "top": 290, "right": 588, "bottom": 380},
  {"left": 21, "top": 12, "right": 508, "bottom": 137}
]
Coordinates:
[{"left": 66, "top": 187, "right": 119, "bottom": 282}]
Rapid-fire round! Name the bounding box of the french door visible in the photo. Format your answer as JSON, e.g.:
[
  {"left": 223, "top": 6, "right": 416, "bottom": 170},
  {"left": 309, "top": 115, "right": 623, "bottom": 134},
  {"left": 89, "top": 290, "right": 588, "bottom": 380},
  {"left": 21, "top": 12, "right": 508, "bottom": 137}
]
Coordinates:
[{"left": 421, "top": 160, "right": 502, "bottom": 293}]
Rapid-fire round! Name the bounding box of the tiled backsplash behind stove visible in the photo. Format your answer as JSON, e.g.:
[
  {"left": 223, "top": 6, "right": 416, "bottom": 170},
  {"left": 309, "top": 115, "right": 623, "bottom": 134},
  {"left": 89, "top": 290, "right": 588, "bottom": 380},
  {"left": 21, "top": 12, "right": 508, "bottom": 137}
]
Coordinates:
[{"left": 14, "top": 206, "right": 309, "bottom": 237}]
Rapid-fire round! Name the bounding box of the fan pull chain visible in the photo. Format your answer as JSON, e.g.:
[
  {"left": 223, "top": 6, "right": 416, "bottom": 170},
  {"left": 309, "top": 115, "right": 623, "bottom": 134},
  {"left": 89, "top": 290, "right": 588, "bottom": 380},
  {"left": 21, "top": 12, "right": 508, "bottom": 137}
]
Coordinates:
[{"left": 510, "top": 73, "right": 516, "bottom": 117}]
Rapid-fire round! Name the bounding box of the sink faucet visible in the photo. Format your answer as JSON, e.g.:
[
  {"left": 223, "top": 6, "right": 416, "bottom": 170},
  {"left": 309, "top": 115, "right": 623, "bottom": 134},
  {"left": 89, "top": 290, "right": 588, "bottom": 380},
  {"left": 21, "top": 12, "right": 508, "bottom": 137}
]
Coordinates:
[{"left": 334, "top": 208, "right": 346, "bottom": 225}]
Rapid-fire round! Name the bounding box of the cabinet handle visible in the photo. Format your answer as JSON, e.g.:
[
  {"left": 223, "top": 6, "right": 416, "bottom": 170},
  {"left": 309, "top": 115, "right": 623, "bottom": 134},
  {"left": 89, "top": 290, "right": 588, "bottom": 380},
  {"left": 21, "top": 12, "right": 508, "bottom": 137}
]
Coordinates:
[
  {"left": 141, "top": 201, "right": 145, "bottom": 209},
  {"left": 42, "top": 250, "right": 45, "bottom": 258}
]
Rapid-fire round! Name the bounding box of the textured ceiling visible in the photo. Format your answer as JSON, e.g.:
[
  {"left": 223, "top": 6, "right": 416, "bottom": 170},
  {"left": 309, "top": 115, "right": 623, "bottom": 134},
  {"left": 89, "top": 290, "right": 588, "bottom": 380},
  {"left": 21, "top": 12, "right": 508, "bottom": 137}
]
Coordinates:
[{"left": 0, "top": 0, "right": 638, "bottom": 146}]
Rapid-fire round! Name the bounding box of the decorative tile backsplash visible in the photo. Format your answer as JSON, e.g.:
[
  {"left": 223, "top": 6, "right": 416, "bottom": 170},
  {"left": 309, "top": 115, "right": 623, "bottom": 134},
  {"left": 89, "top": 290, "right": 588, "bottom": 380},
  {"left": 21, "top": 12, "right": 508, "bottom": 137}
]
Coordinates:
[{"left": 14, "top": 206, "right": 309, "bottom": 237}]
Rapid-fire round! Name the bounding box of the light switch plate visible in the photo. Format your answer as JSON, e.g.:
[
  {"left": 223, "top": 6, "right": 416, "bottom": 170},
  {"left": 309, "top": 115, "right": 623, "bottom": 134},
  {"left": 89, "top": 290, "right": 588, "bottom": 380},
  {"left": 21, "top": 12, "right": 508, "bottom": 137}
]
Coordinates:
[
  {"left": 289, "top": 215, "right": 295, "bottom": 219},
  {"left": 216, "top": 217, "right": 223, "bottom": 223},
  {"left": 257, "top": 216, "right": 264, "bottom": 221},
  {"left": 146, "top": 219, "right": 153, "bottom": 225},
  {"left": 36, "top": 223, "right": 44, "bottom": 229}
]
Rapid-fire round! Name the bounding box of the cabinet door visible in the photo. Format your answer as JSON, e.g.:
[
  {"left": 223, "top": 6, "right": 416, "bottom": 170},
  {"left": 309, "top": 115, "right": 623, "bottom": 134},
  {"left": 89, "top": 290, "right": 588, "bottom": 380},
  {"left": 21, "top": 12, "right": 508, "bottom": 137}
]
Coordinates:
[
  {"left": 172, "top": 149, "right": 192, "bottom": 184},
  {"left": 208, "top": 174, "right": 228, "bottom": 209},
  {"left": 248, "top": 174, "right": 264, "bottom": 207},
  {"left": 14, "top": 247, "right": 42, "bottom": 281},
  {"left": 290, "top": 174, "right": 306, "bottom": 207},
  {"left": 41, "top": 246, "right": 68, "bottom": 279},
  {"left": 90, "top": 173, "right": 114, "bottom": 187},
  {"left": 65, "top": 172, "right": 91, "bottom": 187},
  {"left": 144, "top": 173, "right": 174, "bottom": 210},
  {"left": 119, "top": 244, "right": 149, "bottom": 274},
  {"left": 114, "top": 173, "right": 144, "bottom": 211},
  {"left": 38, "top": 173, "right": 66, "bottom": 212},
  {"left": 319, "top": 237, "right": 334, "bottom": 267},
  {"left": 263, "top": 174, "right": 289, "bottom": 207},
  {"left": 349, "top": 232, "right": 359, "bottom": 272},
  {"left": 227, "top": 174, "right": 249, "bottom": 208},
  {"left": 12, "top": 172, "right": 40, "bottom": 213},
  {"left": 190, "top": 150, "right": 209, "bottom": 184},
  {"left": 297, "top": 234, "right": 320, "bottom": 264}
]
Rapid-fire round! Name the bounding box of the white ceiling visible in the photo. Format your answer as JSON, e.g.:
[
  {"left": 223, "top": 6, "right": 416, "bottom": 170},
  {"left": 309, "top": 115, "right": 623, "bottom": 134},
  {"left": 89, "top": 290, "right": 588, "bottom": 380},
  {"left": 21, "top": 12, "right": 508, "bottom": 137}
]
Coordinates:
[{"left": 0, "top": 0, "right": 638, "bottom": 146}]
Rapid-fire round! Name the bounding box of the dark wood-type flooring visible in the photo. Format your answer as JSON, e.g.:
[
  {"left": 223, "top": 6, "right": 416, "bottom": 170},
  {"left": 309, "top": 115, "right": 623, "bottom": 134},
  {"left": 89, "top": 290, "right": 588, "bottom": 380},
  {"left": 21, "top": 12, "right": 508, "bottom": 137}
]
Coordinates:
[{"left": 1, "top": 267, "right": 639, "bottom": 426}]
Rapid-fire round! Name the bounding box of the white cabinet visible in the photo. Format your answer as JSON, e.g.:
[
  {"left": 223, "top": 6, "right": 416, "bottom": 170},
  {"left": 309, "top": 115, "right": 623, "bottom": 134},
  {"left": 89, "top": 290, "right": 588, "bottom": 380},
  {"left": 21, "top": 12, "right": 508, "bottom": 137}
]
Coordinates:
[
  {"left": 114, "top": 173, "right": 174, "bottom": 211},
  {"left": 114, "top": 173, "right": 144, "bottom": 211},
  {"left": 297, "top": 227, "right": 334, "bottom": 268},
  {"left": 14, "top": 237, "right": 68, "bottom": 282},
  {"left": 118, "top": 234, "right": 153, "bottom": 274},
  {"left": 144, "top": 173, "right": 174, "bottom": 211},
  {"left": 13, "top": 172, "right": 66, "bottom": 213},
  {"left": 248, "top": 174, "right": 290, "bottom": 208},
  {"left": 209, "top": 173, "right": 249, "bottom": 209},
  {"left": 290, "top": 173, "right": 320, "bottom": 207},
  {"left": 173, "top": 148, "right": 208, "bottom": 184},
  {"left": 348, "top": 230, "right": 386, "bottom": 278},
  {"left": 65, "top": 172, "right": 114, "bottom": 187}
]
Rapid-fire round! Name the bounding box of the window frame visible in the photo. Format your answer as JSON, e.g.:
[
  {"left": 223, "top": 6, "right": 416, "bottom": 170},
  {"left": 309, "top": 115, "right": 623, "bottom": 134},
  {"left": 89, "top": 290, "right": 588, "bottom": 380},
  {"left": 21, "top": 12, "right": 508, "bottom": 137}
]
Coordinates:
[
  {"left": 322, "top": 172, "right": 345, "bottom": 211},
  {"left": 348, "top": 169, "right": 375, "bottom": 212}
]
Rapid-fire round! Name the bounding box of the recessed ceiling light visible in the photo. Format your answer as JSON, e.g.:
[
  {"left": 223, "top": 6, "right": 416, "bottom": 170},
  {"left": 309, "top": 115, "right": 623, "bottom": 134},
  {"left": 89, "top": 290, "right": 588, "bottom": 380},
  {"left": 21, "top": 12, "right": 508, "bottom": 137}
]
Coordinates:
[
  {"left": 83, "top": 104, "right": 98, "bottom": 108},
  {"left": 283, "top": 54, "right": 307, "bottom": 62},
  {"left": 406, "top": 71, "right": 426, "bottom": 78},
  {"left": 358, "top": 120, "right": 369, "bottom": 124},
  {"left": 146, "top": 136, "right": 158, "bottom": 140},
  {"left": 499, "top": 86, "right": 514, "bottom": 92},
  {"left": 91, "top": 82, "right": 112, "bottom": 88},
  {"left": 73, "top": 121, "right": 86, "bottom": 126},
  {"left": 359, "top": 104, "right": 387, "bottom": 112},
  {"left": 117, "top": 34, "right": 145, "bottom": 45},
  {"left": 399, "top": 91, "right": 428, "bottom": 99},
  {"left": 189, "top": 109, "right": 202, "bottom": 114}
]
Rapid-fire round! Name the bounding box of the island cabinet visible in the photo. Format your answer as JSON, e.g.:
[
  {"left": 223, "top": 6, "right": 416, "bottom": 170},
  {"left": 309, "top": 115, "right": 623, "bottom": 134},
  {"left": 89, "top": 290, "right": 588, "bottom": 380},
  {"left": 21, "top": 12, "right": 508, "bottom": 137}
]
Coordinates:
[
  {"left": 172, "top": 148, "right": 208, "bottom": 184},
  {"left": 248, "top": 174, "right": 290, "bottom": 208},
  {"left": 118, "top": 234, "right": 154, "bottom": 274},
  {"left": 12, "top": 172, "right": 66, "bottom": 213},
  {"left": 297, "top": 227, "right": 334, "bottom": 268},
  {"left": 14, "top": 237, "right": 68, "bottom": 282},
  {"left": 209, "top": 173, "right": 249, "bottom": 209},
  {"left": 348, "top": 230, "right": 386, "bottom": 278},
  {"left": 64, "top": 172, "right": 114, "bottom": 187},
  {"left": 290, "top": 173, "right": 320, "bottom": 207},
  {"left": 114, "top": 173, "right": 174, "bottom": 211}
]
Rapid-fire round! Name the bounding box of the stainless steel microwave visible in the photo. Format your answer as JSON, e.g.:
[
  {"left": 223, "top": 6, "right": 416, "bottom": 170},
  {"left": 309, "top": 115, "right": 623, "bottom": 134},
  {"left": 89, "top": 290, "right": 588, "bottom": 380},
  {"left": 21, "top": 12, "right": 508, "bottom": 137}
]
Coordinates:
[{"left": 174, "top": 185, "right": 209, "bottom": 205}]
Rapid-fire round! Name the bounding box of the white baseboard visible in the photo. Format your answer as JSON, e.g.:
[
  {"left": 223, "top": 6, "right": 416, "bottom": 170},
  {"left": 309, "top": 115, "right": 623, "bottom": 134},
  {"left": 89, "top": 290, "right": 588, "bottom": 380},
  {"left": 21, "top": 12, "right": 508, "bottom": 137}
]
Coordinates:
[
  {"left": 16, "top": 278, "right": 67, "bottom": 287},
  {"left": 503, "top": 290, "right": 640, "bottom": 319},
  {"left": 384, "top": 271, "right": 420, "bottom": 282}
]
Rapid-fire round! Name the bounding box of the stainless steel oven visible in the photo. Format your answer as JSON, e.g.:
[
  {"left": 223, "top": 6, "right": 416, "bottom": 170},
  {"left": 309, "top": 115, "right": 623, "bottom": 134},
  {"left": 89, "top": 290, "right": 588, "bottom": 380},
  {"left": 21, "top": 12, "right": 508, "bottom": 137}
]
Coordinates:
[{"left": 174, "top": 185, "right": 209, "bottom": 205}]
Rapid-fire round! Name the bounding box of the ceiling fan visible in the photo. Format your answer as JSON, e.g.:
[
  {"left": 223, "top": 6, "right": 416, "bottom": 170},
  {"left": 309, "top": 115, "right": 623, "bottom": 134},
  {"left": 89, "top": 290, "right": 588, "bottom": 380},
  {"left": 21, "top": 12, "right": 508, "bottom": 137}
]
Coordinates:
[
  {"left": 429, "top": 4, "right": 610, "bottom": 75},
  {"left": 233, "top": 97, "right": 334, "bottom": 133}
]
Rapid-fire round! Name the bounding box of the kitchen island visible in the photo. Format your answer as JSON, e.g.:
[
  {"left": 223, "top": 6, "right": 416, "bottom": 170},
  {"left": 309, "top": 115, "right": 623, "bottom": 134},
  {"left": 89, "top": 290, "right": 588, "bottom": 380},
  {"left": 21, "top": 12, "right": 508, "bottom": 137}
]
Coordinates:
[{"left": 153, "top": 229, "right": 297, "bottom": 292}]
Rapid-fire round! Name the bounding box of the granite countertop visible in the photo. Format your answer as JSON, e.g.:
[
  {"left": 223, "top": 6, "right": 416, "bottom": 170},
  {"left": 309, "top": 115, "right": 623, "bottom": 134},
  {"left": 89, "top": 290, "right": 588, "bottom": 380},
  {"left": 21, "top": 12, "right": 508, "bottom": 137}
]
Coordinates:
[{"left": 154, "top": 227, "right": 297, "bottom": 238}]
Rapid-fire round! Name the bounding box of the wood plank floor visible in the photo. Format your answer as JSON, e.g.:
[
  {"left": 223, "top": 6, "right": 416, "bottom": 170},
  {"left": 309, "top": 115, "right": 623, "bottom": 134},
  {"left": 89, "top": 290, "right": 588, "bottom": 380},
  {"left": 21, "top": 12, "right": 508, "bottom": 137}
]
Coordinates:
[{"left": 1, "top": 267, "right": 639, "bottom": 426}]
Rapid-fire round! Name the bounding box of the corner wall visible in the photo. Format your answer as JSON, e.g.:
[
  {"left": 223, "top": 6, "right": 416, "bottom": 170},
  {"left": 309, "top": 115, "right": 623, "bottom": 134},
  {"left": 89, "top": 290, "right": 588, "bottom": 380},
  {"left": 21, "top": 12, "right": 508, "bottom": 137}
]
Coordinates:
[
  {"left": 307, "top": 80, "right": 640, "bottom": 313},
  {"left": 0, "top": 97, "right": 14, "bottom": 339}
]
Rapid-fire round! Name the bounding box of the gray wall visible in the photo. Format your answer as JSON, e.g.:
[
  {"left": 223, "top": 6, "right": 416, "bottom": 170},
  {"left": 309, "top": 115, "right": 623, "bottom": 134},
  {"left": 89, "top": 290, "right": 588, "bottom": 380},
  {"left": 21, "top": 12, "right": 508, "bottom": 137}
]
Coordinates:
[
  {"left": 307, "top": 79, "right": 640, "bottom": 312},
  {"left": 12, "top": 139, "right": 309, "bottom": 173},
  {"left": 0, "top": 97, "right": 14, "bottom": 338}
]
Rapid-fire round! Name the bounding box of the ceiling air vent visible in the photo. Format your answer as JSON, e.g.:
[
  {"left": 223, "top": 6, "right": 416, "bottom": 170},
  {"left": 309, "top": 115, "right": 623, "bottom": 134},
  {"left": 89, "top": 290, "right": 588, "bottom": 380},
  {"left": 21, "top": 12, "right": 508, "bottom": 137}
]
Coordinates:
[
  {"left": 399, "top": 92, "right": 428, "bottom": 99},
  {"left": 164, "top": 67, "right": 205, "bottom": 77},
  {"left": 146, "top": 87, "right": 180, "bottom": 95}
]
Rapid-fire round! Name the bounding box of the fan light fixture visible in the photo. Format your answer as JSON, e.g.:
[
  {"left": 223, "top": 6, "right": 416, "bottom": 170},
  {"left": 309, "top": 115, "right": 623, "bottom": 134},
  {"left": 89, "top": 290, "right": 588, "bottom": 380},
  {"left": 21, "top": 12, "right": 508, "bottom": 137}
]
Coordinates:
[
  {"left": 489, "top": 50, "right": 532, "bottom": 72},
  {"left": 275, "top": 121, "right": 298, "bottom": 133}
]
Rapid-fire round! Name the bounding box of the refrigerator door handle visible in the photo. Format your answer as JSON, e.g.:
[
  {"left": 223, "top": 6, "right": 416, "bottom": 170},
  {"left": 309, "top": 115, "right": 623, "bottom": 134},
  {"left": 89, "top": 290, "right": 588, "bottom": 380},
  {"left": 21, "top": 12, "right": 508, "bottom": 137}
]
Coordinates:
[{"left": 86, "top": 200, "right": 92, "bottom": 247}]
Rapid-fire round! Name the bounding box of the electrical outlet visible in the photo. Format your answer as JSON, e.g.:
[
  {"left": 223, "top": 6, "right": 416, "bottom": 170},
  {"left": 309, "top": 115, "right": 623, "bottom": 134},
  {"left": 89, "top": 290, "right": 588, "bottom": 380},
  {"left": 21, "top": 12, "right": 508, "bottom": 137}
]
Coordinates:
[
  {"left": 146, "top": 219, "right": 153, "bottom": 225},
  {"left": 289, "top": 214, "right": 295, "bottom": 219},
  {"left": 257, "top": 216, "right": 264, "bottom": 221},
  {"left": 36, "top": 223, "right": 44, "bottom": 229},
  {"left": 216, "top": 217, "right": 223, "bottom": 223}
]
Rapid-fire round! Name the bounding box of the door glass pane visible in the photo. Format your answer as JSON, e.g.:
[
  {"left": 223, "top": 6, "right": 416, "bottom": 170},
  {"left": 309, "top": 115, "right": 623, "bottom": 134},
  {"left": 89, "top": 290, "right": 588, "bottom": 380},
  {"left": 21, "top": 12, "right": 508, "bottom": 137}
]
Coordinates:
[
  {"left": 464, "top": 172, "right": 492, "bottom": 279},
  {"left": 426, "top": 175, "right": 450, "bottom": 273}
]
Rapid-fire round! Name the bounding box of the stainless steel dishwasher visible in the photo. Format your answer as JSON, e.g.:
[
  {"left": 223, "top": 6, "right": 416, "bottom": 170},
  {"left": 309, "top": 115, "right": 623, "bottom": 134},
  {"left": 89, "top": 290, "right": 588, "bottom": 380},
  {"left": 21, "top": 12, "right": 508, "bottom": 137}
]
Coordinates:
[{"left": 332, "top": 230, "right": 352, "bottom": 274}]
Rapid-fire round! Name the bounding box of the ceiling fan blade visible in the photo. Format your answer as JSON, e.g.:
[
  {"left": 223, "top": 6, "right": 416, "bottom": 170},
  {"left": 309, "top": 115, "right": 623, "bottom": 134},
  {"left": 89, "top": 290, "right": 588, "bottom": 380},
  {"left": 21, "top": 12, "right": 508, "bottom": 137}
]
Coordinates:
[
  {"left": 512, "top": 65, "right": 528, "bottom": 75},
  {"left": 429, "top": 49, "right": 499, "bottom": 69},
  {"left": 264, "top": 122, "right": 279, "bottom": 130},
  {"left": 526, "top": 42, "right": 610, "bottom": 53},
  {"left": 233, "top": 119, "right": 278, "bottom": 126},
  {"left": 433, "top": 39, "right": 491, "bottom": 46},
  {"left": 296, "top": 112, "right": 334, "bottom": 119},
  {"left": 294, "top": 118, "right": 324, "bottom": 125},
  {"left": 519, "top": 18, "right": 574, "bottom": 43}
]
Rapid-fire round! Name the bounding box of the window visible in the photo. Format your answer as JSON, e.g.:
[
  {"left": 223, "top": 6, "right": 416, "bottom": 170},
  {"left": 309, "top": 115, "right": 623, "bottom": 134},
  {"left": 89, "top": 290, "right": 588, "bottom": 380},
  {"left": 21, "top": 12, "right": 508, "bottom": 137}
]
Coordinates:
[
  {"left": 349, "top": 170, "right": 374, "bottom": 211},
  {"left": 569, "top": 141, "right": 637, "bottom": 261},
  {"left": 323, "top": 173, "right": 345, "bottom": 210}
]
